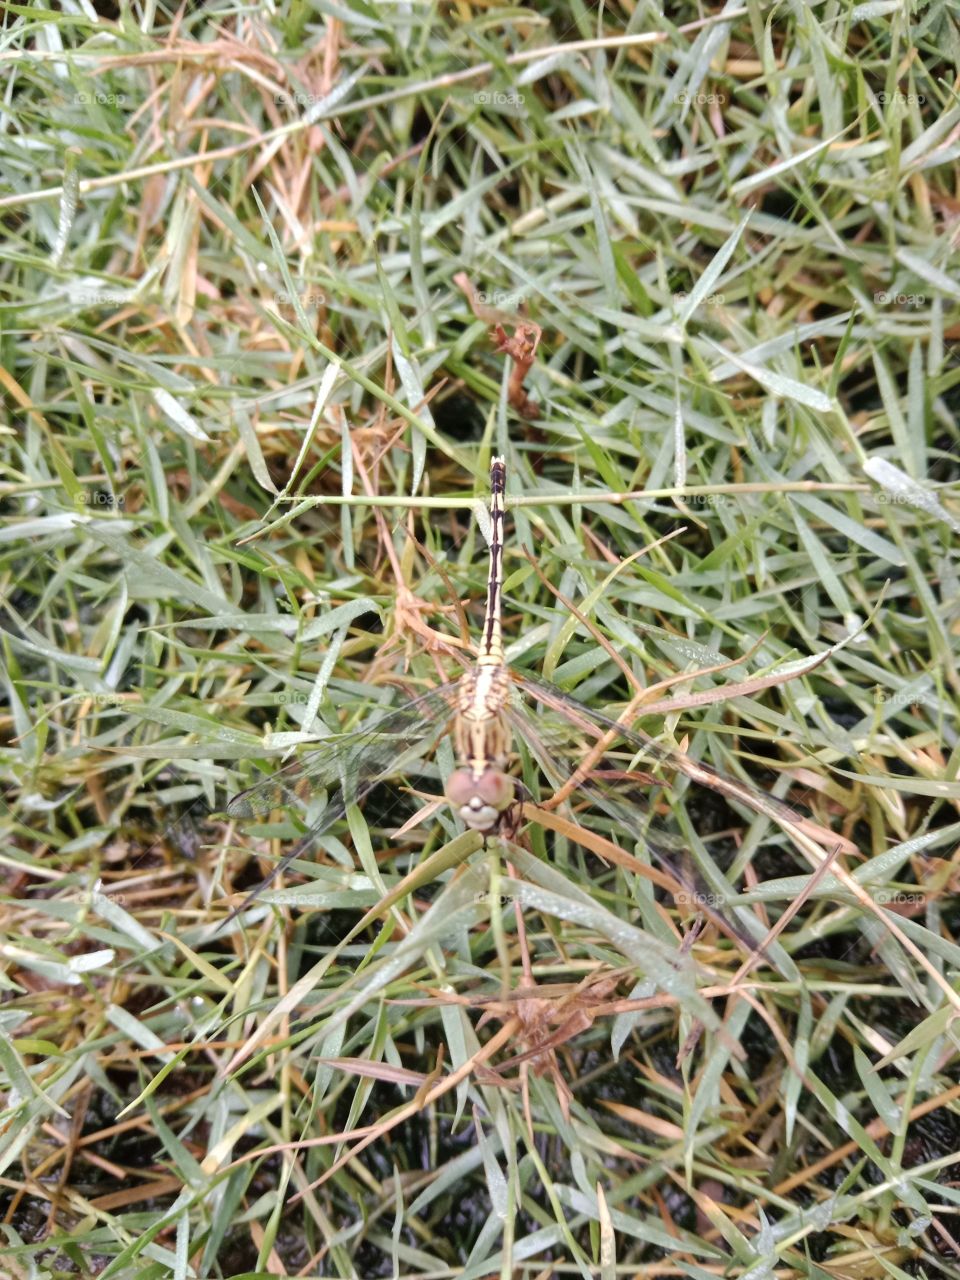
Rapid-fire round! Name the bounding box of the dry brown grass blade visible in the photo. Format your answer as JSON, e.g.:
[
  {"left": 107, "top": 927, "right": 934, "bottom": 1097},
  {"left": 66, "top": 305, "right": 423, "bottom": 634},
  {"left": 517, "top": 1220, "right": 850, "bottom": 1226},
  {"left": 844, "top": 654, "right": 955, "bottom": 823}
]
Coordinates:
[
  {"left": 216, "top": 1018, "right": 521, "bottom": 1187},
  {"left": 599, "top": 1101, "right": 685, "bottom": 1142},
  {"left": 774, "top": 1080, "right": 960, "bottom": 1197}
]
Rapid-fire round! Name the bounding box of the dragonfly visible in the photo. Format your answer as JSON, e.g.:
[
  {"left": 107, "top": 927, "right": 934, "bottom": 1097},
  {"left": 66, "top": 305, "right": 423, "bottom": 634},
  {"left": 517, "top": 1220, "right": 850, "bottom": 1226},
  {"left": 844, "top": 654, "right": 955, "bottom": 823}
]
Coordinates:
[{"left": 223, "top": 456, "right": 827, "bottom": 943}]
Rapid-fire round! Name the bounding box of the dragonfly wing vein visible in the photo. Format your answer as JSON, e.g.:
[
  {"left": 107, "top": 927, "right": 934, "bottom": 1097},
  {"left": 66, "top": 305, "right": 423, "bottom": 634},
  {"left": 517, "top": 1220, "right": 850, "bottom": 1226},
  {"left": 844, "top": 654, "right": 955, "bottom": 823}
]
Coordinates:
[
  {"left": 220, "top": 681, "right": 460, "bottom": 925},
  {"left": 506, "top": 678, "right": 808, "bottom": 950},
  {"left": 514, "top": 671, "right": 810, "bottom": 835},
  {"left": 226, "top": 681, "right": 460, "bottom": 819}
]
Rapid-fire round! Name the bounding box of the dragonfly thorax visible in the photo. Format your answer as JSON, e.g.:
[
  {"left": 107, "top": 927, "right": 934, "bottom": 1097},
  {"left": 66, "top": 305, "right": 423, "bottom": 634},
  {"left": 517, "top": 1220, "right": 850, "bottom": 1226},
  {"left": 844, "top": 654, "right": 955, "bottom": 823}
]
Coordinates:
[
  {"left": 447, "top": 663, "right": 513, "bottom": 832},
  {"left": 444, "top": 766, "right": 515, "bottom": 833}
]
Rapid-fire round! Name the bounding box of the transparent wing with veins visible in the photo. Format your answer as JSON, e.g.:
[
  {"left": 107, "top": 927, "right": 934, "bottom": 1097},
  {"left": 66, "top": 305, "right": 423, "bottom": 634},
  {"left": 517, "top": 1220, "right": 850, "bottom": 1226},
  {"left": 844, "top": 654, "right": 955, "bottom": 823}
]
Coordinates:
[
  {"left": 222, "top": 682, "right": 460, "bottom": 923},
  {"left": 508, "top": 672, "right": 816, "bottom": 948}
]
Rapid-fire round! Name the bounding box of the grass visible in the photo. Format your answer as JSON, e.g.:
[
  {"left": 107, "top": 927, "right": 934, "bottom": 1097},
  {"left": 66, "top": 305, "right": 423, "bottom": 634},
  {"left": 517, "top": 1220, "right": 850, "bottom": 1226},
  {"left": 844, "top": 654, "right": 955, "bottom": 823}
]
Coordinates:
[{"left": 1, "top": 0, "right": 960, "bottom": 1276}]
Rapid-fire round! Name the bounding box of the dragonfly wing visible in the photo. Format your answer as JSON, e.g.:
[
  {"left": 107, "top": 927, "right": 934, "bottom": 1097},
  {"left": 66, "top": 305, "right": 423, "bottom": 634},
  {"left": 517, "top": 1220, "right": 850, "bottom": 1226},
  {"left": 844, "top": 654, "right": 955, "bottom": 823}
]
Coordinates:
[
  {"left": 507, "top": 674, "right": 816, "bottom": 950},
  {"left": 226, "top": 681, "right": 460, "bottom": 819},
  {"left": 513, "top": 672, "right": 811, "bottom": 838},
  {"left": 220, "top": 789, "right": 361, "bottom": 929},
  {"left": 219, "top": 680, "right": 459, "bottom": 928}
]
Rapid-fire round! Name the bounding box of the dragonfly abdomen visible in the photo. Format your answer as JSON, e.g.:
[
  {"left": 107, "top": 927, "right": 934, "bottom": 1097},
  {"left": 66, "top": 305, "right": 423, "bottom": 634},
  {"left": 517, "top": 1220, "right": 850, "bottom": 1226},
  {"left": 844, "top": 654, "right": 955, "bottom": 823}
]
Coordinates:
[{"left": 478, "top": 455, "right": 506, "bottom": 666}]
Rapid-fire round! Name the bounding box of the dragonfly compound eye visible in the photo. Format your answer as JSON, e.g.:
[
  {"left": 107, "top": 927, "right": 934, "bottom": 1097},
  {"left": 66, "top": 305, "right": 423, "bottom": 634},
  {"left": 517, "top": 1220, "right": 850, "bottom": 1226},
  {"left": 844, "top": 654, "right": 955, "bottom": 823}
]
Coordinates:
[
  {"left": 444, "top": 769, "right": 476, "bottom": 808},
  {"left": 475, "top": 769, "right": 515, "bottom": 811},
  {"left": 444, "top": 768, "right": 515, "bottom": 832}
]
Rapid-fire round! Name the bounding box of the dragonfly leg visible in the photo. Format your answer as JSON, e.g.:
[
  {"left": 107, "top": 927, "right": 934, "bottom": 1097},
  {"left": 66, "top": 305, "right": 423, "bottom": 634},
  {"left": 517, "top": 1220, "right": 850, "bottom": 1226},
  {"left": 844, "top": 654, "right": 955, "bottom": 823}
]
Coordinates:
[{"left": 495, "top": 779, "right": 530, "bottom": 843}]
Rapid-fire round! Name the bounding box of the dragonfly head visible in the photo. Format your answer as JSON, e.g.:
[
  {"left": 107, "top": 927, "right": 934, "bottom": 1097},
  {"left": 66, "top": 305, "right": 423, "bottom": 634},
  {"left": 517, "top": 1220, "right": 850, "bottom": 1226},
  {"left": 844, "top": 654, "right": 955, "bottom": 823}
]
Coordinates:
[{"left": 444, "top": 767, "right": 515, "bottom": 833}]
